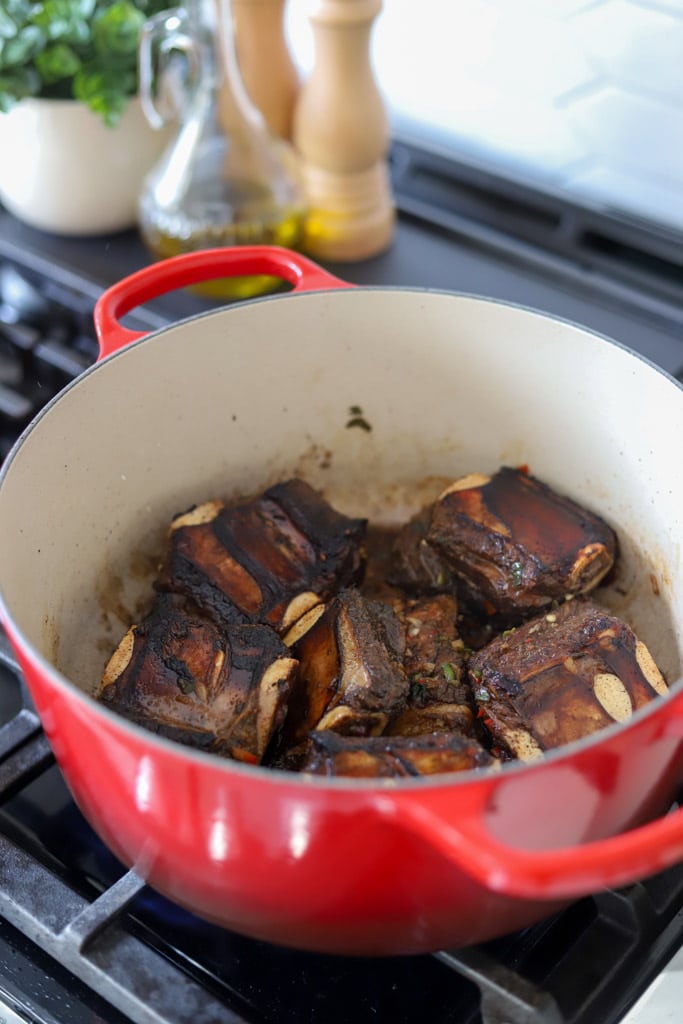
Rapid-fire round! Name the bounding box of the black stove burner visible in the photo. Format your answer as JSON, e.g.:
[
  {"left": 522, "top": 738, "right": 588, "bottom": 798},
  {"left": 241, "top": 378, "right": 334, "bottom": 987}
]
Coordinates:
[{"left": 0, "top": 262, "right": 100, "bottom": 463}]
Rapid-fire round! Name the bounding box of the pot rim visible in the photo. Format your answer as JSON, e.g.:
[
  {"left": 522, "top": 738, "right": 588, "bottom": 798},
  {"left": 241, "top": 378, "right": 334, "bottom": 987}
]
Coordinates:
[{"left": 1, "top": 283, "right": 681, "bottom": 792}]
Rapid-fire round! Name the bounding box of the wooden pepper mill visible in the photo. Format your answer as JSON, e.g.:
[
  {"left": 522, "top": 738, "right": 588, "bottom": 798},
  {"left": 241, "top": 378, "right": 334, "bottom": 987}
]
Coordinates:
[
  {"left": 292, "top": 0, "right": 395, "bottom": 261},
  {"left": 230, "top": 0, "right": 300, "bottom": 141}
]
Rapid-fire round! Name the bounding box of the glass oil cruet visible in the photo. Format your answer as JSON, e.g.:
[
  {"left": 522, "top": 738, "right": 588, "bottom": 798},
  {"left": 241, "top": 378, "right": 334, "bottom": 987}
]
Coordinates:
[{"left": 137, "top": 0, "right": 307, "bottom": 299}]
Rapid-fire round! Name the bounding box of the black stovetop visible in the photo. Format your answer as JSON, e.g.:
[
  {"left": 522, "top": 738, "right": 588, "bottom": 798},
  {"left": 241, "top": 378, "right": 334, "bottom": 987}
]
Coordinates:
[{"left": 0, "top": 192, "right": 682, "bottom": 1024}]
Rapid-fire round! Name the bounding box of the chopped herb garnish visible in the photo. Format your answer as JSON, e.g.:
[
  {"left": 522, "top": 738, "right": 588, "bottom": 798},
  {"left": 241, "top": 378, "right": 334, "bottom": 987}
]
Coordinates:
[
  {"left": 346, "top": 416, "right": 372, "bottom": 432},
  {"left": 475, "top": 686, "right": 490, "bottom": 703},
  {"left": 441, "top": 661, "right": 457, "bottom": 682},
  {"left": 471, "top": 667, "right": 483, "bottom": 680},
  {"left": 346, "top": 405, "right": 372, "bottom": 430}
]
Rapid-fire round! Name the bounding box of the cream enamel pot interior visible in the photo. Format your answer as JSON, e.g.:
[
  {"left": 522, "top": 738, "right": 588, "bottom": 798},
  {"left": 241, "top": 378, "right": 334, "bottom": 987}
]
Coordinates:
[{"left": 1, "top": 246, "right": 683, "bottom": 956}]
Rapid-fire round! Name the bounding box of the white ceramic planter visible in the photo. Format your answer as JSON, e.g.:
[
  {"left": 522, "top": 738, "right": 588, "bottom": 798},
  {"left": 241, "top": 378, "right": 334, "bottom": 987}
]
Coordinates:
[{"left": 0, "top": 97, "right": 169, "bottom": 236}]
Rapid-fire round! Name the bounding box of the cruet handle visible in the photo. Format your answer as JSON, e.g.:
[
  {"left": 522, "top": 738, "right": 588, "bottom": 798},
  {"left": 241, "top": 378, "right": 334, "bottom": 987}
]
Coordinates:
[{"left": 139, "top": 7, "right": 200, "bottom": 130}]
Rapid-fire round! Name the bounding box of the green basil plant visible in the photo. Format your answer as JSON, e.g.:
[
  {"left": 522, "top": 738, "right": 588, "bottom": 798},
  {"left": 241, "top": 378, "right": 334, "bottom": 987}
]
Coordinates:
[{"left": 0, "top": 0, "right": 170, "bottom": 126}]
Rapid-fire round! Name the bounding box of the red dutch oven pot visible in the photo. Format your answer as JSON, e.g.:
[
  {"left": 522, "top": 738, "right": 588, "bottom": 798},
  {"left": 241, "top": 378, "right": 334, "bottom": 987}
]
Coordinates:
[{"left": 1, "top": 246, "right": 683, "bottom": 956}]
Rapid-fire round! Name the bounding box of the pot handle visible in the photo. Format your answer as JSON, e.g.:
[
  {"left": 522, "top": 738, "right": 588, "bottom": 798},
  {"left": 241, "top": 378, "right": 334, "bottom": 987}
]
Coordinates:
[
  {"left": 93, "top": 246, "right": 351, "bottom": 360},
  {"left": 395, "top": 783, "right": 683, "bottom": 901}
]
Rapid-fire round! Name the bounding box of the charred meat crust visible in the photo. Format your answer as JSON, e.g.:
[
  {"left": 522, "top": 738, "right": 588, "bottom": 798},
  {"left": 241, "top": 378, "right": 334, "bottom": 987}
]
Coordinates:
[
  {"left": 280, "top": 588, "right": 410, "bottom": 748},
  {"left": 156, "top": 478, "right": 367, "bottom": 632},
  {"left": 303, "top": 730, "right": 496, "bottom": 777},
  {"left": 469, "top": 597, "right": 668, "bottom": 760},
  {"left": 427, "top": 467, "right": 617, "bottom": 622},
  {"left": 99, "top": 593, "right": 297, "bottom": 763},
  {"left": 388, "top": 506, "right": 452, "bottom": 593}
]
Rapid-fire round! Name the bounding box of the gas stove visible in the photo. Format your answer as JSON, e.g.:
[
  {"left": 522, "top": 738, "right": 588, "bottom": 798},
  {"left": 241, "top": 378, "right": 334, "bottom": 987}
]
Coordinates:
[{"left": 0, "top": 175, "right": 682, "bottom": 1024}]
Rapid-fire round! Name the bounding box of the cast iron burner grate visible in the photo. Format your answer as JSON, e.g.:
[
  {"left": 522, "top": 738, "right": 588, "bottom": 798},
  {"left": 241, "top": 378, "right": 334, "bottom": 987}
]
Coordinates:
[
  {"left": 0, "top": 256, "right": 165, "bottom": 465},
  {"left": 1, "top": 635, "right": 683, "bottom": 1024},
  {"left": 0, "top": 261, "right": 100, "bottom": 462}
]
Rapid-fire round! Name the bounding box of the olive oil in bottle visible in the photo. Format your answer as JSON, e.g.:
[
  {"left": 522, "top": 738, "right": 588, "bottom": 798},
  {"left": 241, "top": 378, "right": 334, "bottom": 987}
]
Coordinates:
[{"left": 138, "top": 0, "right": 306, "bottom": 300}]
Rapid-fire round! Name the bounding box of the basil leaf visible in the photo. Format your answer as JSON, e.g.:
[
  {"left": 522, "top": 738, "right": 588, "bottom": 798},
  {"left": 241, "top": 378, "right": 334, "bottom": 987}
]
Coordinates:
[
  {"left": 0, "top": 26, "right": 46, "bottom": 68},
  {"left": 1, "top": 0, "right": 156, "bottom": 124},
  {"left": 36, "top": 42, "right": 81, "bottom": 84},
  {"left": 93, "top": 1, "right": 145, "bottom": 58},
  {"left": 73, "top": 64, "right": 135, "bottom": 125}
]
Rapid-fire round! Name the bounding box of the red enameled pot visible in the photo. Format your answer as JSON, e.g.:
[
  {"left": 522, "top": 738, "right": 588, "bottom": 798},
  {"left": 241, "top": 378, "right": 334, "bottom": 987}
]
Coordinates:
[{"left": 1, "top": 246, "right": 682, "bottom": 955}]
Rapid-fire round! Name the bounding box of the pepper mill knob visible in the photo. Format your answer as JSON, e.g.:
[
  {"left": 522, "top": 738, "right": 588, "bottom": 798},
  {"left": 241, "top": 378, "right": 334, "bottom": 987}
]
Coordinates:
[
  {"left": 231, "top": 0, "right": 300, "bottom": 141},
  {"left": 292, "top": 0, "right": 395, "bottom": 261}
]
